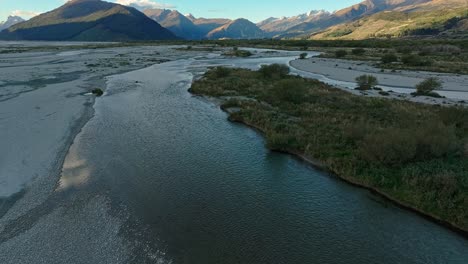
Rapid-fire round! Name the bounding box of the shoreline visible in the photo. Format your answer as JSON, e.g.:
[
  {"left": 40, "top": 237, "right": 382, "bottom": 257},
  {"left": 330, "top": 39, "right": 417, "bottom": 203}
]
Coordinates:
[{"left": 221, "top": 106, "right": 468, "bottom": 238}]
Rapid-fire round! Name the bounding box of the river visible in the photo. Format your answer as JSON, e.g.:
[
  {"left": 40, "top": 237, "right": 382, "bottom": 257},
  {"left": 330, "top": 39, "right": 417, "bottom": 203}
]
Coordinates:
[{"left": 55, "top": 53, "right": 468, "bottom": 263}]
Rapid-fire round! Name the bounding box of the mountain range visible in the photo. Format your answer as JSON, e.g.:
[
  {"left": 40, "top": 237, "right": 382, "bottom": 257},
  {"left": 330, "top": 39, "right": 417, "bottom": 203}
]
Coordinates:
[
  {"left": 0, "top": 0, "right": 176, "bottom": 41},
  {"left": 0, "top": 0, "right": 466, "bottom": 41}
]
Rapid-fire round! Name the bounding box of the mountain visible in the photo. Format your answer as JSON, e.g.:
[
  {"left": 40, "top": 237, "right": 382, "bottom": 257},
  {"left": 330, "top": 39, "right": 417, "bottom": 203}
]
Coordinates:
[
  {"left": 280, "top": 0, "right": 435, "bottom": 37},
  {"left": 206, "top": 18, "right": 264, "bottom": 39},
  {"left": 257, "top": 10, "right": 331, "bottom": 36},
  {"left": 144, "top": 9, "right": 204, "bottom": 39},
  {"left": 0, "top": 16, "right": 25, "bottom": 31},
  {"left": 0, "top": 0, "right": 177, "bottom": 41},
  {"left": 188, "top": 16, "right": 232, "bottom": 36},
  {"left": 310, "top": 0, "right": 468, "bottom": 39}
]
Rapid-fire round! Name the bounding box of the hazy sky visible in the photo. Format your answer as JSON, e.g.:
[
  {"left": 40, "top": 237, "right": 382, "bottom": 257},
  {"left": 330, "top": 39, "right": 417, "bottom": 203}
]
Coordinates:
[{"left": 0, "top": 0, "right": 364, "bottom": 23}]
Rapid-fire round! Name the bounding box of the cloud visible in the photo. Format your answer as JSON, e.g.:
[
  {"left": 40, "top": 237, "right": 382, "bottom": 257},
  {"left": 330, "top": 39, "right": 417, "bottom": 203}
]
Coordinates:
[
  {"left": 115, "top": 0, "right": 175, "bottom": 10},
  {"left": 10, "top": 10, "right": 41, "bottom": 19}
]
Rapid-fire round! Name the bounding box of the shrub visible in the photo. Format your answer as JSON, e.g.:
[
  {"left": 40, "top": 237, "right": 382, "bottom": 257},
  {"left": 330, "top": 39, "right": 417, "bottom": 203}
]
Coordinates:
[
  {"left": 381, "top": 53, "right": 398, "bottom": 64},
  {"left": 396, "top": 46, "right": 412, "bottom": 54},
  {"left": 259, "top": 64, "right": 290, "bottom": 79},
  {"left": 415, "top": 77, "right": 442, "bottom": 94},
  {"left": 92, "top": 88, "right": 104, "bottom": 96},
  {"left": 355, "top": 75, "right": 379, "bottom": 90},
  {"left": 421, "top": 44, "right": 461, "bottom": 55},
  {"left": 234, "top": 50, "right": 252, "bottom": 57},
  {"left": 359, "top": 122, "right": 459, "bottom": 166},
  {"left": 402, "top": 54, "right": 432, "bottom": 66},
  {"left": 299, "top": 53, "right": 308, "bottom": 59},
  {"left": 213, "top": 67, "right": 231, "bottom": 78},
  {"left": 352, "top": 48, "right": 366, "bottom": 55},
  {"left": 359, "top": 128, "right": 417, "bottom": 166},
  {"left": 272, "top": 79, "right": 308, "bottom": 104},
  {"left": 335, "top": 50, "right": 347, "bottom": 58}
]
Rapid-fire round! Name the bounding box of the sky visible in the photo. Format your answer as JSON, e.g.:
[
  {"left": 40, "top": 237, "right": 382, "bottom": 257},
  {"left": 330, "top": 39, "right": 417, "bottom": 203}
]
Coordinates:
[{"left": 0, "top": 0, "right": 364, "bottom": 23}]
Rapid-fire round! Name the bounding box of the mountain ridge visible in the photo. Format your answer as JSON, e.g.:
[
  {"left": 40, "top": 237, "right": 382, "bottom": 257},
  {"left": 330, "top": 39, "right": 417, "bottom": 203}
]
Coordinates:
[
  {"left": 206, "top": 18, "right": 264, "bottom": 39},
  {"left": 0, "top": 16, "right": 25, "bottom": 31},
  {"left": 0, "top": 0, "right": 177, "bottom": 41}
]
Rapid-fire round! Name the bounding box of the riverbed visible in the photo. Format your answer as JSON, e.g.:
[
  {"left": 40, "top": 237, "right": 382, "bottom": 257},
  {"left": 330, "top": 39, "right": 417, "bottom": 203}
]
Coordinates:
[{"left": 1, "top": 44, "right": 467, "bottom": 263}]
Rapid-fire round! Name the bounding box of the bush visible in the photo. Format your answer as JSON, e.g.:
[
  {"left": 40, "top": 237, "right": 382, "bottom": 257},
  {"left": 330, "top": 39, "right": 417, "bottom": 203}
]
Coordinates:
[
  {"left": 359, "top": 128, "right": 418, "bottom": 166},
  {"left": 402, "top": 54, "right": 432, "bottom": 66},
  {"left": 92, "top": 88, "right": 104, "bottom": 96},
  {"left": 273, "top": 79, "right": 308, "bottom": 104},
  {"left": 355, "top": 75, "right": 379, "bottom": 90},
  {"left": 416, "top": 77, "right": 442, "bottom": 94},
  {"left": 213, "top": 67, "right": 231, "bottom": 78},
  {"left": 359, "top": 122, "right": 459, "bottom": 166},
  {"left": 352, "top": 48, "right": 366, "bottom": 55},
  {"left": 259, "top": 64, "right": 290, "bottom": 79},
  {"left": 412, "top": 77, "right": 443, "bottom": 97},
  {"left": 381, "top": 53, "right": 398, "bottom": 64},
  {"left": 396, "top": 46, "right": 412, "bottom": 54},
  {"left": 335, "top": 50, "right": 347, "bottom": 58},
  {"left": 464, "top": 141, "right": 468, "bottom": 157},
  {"left": 299, "top": 53, "right": 308, "bottom": 59}
]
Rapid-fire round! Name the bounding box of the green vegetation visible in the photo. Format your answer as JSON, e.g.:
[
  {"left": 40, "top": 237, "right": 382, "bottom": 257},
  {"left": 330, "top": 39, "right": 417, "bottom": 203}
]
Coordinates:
[
  {"left": 190, "top": 65, "right": 468, "bottom": 232},
  {"left": 401, "top": 54, "right": 432, "bottom": 67},
  {"left": 412, "top": 78, "right": 444, "bottom": 98},
  {"left": 223, "top": 47, "right": 253, "bottom": 57},
  {"left": 381, "top": 53, "right": 398, "bottom": 64},
  {"left": 355, "top": 75, "right": 379, "bottom": 90},
  {"left": 352, "top": 48, "right": 366, "bottom": 55},
  {"left": 335, "top": 49, "right": 348, "bottom": 58},
  {"left": 258, "top": 64, "right": 290, "bottom": 79},
  {"left": 92, "top": 88, "right": 104, "bottom": 96}
]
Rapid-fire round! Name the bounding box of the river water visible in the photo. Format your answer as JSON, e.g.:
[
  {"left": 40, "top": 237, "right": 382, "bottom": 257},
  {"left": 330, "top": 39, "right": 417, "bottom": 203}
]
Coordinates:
[{"left": 58, "top": 53, "right": 468, "bottom": 263}]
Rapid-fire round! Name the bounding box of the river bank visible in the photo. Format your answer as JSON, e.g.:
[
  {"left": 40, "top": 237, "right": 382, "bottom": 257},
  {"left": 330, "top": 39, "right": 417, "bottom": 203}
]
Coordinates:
[
  {"left": 220, "top": 103, "right": 468, "bottom": 238},
  {"left": 2, "top": 44, "right": 468, "bottom": 263},
  {"left": 290, "top": 57, "right": 468, "bottom": 106},
  {"left": 190, "top": 66, "right": 468, "bottom": 237}
]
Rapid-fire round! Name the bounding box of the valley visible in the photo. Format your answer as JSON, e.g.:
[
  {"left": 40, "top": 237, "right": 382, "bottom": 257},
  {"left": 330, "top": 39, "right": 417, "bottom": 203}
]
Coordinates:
[
  {"left": 0, "top": 0, "right": 467, "bottom": 263},
  {"left": 0, "top": 42, "right": 467, "bottom": 263}
]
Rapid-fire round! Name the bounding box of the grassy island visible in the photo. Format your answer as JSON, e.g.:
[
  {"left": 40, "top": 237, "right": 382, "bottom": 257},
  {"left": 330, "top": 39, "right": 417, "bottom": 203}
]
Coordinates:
[{"left": 190, "top": 64, "right": 468, "bottom": 234}]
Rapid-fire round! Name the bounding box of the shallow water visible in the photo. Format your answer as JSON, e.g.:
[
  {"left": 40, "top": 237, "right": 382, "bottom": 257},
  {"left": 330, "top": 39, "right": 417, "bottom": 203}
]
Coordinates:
[{"left": 59, "top": 55, "right": 468, "bottom": 263}]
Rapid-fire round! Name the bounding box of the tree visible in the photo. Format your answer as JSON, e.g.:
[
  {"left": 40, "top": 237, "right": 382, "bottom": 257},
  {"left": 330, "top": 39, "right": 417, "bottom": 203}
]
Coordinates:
[
  {"left": 415, "top": 77, "right": 442, "bottom": 94},
  {"left": 355, "top": 75, "right": 379, "bottom": 90}
]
